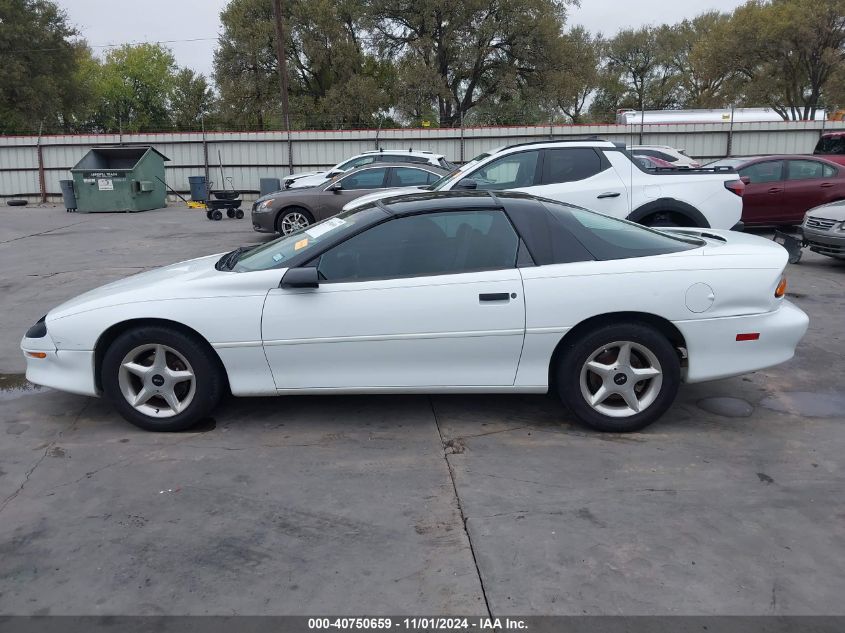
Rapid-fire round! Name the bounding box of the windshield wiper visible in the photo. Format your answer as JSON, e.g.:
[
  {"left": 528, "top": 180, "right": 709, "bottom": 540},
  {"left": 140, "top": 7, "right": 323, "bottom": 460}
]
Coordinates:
[{"left": 215, "top": 246, "right": 253, "bottom": 271}]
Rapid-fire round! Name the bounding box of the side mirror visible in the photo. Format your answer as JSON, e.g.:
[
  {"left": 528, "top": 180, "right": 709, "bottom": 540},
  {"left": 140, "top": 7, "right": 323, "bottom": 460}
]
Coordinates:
[
  {"left": 326, "top": 181, "right": 343, "bottom": 192},
  {"left": 455, "top": 178, "right": 478, "bottom": 190},
  {"left": 740, "top": 176, "right": 751, "bottom": 185},
  {"left": 281, "top": 267, "right": 319, "bottom": 289},
  {"left": 327, "top": 170, "right": 342, "bottom": 178}
]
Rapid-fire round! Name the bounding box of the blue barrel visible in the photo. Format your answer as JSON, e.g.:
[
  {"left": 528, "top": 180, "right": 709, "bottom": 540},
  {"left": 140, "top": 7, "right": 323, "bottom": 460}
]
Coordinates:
[{"left": 188, "top": 176, "right": 207, "bottom": 201}]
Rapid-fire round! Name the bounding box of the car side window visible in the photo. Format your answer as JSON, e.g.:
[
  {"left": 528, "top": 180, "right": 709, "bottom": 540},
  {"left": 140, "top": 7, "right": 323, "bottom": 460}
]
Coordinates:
[
  {"left": 739, "top": 161, "right": 784, "bottom": 184},
  {"left": 542, "top": 148, "right": 605, "bottom": 184},
  {"left": 316, "top": 210, "right": 520, "bottom": 282},
  {"left": 466, "top": 151, "right": 540, "bottom": 190},
  {"left": 337, "top": 156, "right": 376, "bottom": 170},
  {"left": 337, "top": 168, "right": 388, "bottom": 190},
  {"left": 390, "top": 167, "right": 435, "bottom": 187},
  {"left": 787, "top": 160, "right": 828, "bottom": 181}
]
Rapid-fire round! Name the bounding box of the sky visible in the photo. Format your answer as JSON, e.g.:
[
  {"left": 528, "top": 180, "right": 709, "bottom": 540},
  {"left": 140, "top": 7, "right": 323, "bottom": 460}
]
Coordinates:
[{"left": 58, "top": 0, "right": 747, "bottom": 79}]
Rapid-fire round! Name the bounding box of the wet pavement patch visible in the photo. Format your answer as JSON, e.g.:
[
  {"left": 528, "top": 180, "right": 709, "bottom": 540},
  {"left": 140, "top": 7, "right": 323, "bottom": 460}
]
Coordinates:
[
  {"left": 0, "top": 373, "right": 46, "bottom": 401},
  {"left": 759, "top": 392, "right": 845, "bottom": 418},
  {"left": 696, "top": 397, "right": 754, "bottom": 418}
]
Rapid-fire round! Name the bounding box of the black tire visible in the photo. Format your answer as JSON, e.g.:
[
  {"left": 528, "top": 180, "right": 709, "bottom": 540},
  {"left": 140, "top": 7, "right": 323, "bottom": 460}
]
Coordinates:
[
  {"left": 275, "top": 207, "right": 313, "bottom": 235},
  {"left": 206, "top": 210, "right": 213, "bottom": 220},
  {"left": 643, "top": 214, "right": 681, "bottom": 228},
  {"left": 555, "top": 322, "right": 681, "bottom": 433},
  {"left": 235, "top": 209, "right": 244, "bottom": 219},
  {"left": 7, "top": 199, "right": 27, "bottom": 206},
  {"left": 101, "top": 326, "right": 224, "bottom": 432},
  {"left": 212, "top": 209, "right": 223, "bottom": 221},
  {"left": 226, "top": 209, "right": 235, "bottom": 218}
]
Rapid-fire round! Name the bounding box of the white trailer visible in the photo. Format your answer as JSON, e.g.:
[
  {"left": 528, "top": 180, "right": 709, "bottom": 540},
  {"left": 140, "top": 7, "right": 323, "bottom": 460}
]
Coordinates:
[{"left": 616, "top": 107, "right": 827, "bottom": 125}]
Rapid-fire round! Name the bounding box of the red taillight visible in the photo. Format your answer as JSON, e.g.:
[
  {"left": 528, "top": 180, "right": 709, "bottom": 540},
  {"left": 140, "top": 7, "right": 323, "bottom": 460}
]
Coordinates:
[
  {"left": 736, "top": 333, "right": 760, "bottom": 341},
  {"left": 725, "top": 179, "right": 745, "bottom": 197}
]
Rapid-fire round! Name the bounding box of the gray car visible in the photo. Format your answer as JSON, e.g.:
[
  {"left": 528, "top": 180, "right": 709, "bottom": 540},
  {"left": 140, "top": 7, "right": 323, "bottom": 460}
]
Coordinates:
[
  {"left": 251, "top": 162, "right": 448, "bottom": 235},
  {"left": 801, "top": 199, "right": 845, "bottom": 259}
]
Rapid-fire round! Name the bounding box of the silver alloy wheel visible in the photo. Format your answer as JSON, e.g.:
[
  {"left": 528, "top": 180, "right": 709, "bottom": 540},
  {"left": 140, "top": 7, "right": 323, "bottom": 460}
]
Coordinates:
[
  {"left": 279, "top": 211, "right": 310, "bottom": 235},
  {"left": 117, "top": 344, "right": 196, "bottom": 418},
  {"left": 579, "top": 340, "right": 663, "bottom": 418}
]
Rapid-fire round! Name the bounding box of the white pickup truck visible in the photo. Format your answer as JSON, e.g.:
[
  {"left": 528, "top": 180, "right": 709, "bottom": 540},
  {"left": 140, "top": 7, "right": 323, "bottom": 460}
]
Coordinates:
[{"left": 344, "top": 140, "right": 745, "bottom": 229}]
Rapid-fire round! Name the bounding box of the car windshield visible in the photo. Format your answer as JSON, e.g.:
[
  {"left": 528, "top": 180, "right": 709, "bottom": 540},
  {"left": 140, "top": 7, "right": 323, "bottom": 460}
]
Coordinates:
[
  {"left": 544, "top": 201, "right": 704, "bottom": 260},
  {"left": 428, "top": 152, "right": 491, "bottom": 191},
  {"left": 234, "top": 207, "right": 386, "bottom": 272}
]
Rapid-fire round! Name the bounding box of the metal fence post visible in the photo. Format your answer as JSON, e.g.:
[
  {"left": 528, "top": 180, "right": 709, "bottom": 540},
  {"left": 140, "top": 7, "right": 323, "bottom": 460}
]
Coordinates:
[
  {"left": 459, "top": 110, "right": 465, "bottom": 164},
  {"left": 726, "top": 105, "right": 735, "bottom": 157},
  {"left": 36, "top": 122, "right": 46, "bottom": 203}
]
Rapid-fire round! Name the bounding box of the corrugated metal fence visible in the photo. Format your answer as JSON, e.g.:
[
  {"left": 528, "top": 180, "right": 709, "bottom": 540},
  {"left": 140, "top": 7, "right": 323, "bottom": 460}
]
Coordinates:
[{"left": 2, "top": 120, "right": 843, "bottom": 202}]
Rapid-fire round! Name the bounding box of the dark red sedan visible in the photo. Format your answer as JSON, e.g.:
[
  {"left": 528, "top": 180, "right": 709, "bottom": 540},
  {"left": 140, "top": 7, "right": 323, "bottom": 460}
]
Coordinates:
[{"left": 710, "top": 155, "right": 845, "bottom": 226}]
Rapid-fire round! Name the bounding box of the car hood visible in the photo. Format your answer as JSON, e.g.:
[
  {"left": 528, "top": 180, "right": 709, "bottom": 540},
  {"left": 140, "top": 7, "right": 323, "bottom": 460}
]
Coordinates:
[
  {"left": 255, "top": 186, "right": 319, "bottom": 204},
  {"left": 288, "top": 173, "right": 331, "bottom": 189},
  {"left": 807, "top": 200, "right": 845, "bottom": 221},
  {"left": 46, "top": 254, "right": 282, "bottom": 322},
  {"left": 342, "top": 186, "right": 427, "bottom": 211}
]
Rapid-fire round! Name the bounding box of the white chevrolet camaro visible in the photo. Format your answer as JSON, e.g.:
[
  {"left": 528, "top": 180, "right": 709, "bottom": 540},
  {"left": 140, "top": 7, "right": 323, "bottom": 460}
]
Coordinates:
[{"left": 22, "top": 191, "right": 808, "bottom": 433}]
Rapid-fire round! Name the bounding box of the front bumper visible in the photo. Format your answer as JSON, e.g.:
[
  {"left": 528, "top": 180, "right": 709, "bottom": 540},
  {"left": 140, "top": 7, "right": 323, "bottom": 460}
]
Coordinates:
[
  {"left": 675, "top": 300, "right": 809, "bottom": 383},
  {"left": 251, "top": 205, "right": 276, "bottom": 233},
  {"left": 21, "top": 332, "right": 98, "bottom": 397},
  {"left": 800, "top": 226, "right": 845, "bottom": 259}
]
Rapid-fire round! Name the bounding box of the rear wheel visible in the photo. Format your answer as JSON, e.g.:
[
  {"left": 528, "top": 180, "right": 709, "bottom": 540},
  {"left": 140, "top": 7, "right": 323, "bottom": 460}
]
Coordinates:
[
  {"left": 102, "top": 326, "right": 224, "bottom": 432},
  {"left": 556, "top": 323, "right": 680, "bottom": 432},
  {"left": 276, "top": 207, "right": 313, "bottom": 235},
  {"left": 235, "top": 209, "right": 244, "bottom": 219},
  {"left": 212, "top": 209, "right": 223, "bottom": 221}
]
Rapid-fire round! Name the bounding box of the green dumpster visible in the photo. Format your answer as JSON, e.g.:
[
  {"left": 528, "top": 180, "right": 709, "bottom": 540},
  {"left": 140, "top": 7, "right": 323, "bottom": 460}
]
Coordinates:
[{"left": 70, "top": 146, "right": 170, "bottom": 212}]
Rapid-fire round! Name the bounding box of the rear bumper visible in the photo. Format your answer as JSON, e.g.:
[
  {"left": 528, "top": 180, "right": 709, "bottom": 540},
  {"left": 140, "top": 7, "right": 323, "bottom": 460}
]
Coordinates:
[
  {"left": 674, "top": 301, "right": 809, "bottom": 383},
  {"left": 21, "top": 333, "right": 98, "bottom": 397}
]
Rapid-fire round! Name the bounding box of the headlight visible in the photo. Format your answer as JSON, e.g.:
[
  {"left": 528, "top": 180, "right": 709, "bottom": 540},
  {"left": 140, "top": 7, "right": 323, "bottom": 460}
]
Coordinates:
[
  {"left": 255, "top": 199, "right": 274, "bottom": 212},
  {"left": 838, "top": 220, "right": 845, "bottom": 232}
]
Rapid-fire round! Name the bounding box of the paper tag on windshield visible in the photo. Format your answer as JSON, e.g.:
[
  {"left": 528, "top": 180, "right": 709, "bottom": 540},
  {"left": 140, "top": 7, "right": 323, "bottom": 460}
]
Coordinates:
[
  {"left": 305, "top": 217, "right": 346, "bottom": 239},
  {"left": 294, "top": 238, "right": 308, "bottom": 250}
]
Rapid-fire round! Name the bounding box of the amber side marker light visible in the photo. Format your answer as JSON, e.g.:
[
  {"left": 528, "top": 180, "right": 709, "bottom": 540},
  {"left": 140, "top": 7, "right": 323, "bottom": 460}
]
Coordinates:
[
  {"left": 775, "top": 277, "right": 787, "bottom": 298},
  {"left": 25, "top": 351, "right": 47, "bottom": 359},
  {"left": 736, "top": 333, "right": 761, "bottom": 342}
]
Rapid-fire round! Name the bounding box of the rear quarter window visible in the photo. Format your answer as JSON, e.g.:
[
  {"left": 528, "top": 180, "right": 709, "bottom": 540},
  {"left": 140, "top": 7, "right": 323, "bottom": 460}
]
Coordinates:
[{"left": 543, "top": 201, "right": 703, "bottom": 260}]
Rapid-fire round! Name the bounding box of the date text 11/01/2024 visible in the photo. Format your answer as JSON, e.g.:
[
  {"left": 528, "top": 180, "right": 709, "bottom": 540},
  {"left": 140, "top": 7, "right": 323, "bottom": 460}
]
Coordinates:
[{"left": 307, "top": 617, "right": 528, "bottom": 630}]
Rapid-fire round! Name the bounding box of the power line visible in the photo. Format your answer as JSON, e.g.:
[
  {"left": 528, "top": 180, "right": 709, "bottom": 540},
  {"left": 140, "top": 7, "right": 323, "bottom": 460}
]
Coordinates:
[{"left": 4, "top": 36, "right": 219, "bottom": 54}]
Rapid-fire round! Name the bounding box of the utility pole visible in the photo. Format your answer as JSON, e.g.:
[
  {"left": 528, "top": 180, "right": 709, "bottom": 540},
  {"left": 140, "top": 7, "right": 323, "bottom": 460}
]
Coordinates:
[{"left": 272, "top": 0, "right": 294, "bottom": 175}]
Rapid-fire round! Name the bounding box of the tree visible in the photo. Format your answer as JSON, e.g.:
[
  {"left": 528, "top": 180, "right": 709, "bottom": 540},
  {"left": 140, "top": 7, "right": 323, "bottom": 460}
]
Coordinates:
[
  {"left": 87, "top": 44, "right": 178, "bottom": 132},
  {"left": 534, "top": 27, "right": 601, "bottom": 123},
  {"left": 724, "top": 0, "right": 845, "bottom": 119},
  {"left": 366, "top": 0, "right": 573, "bottom": 127},
  {"left": 604, "top": 27, "right": 680, "bottom": 112},
  {"left": 659, "top": 12, "right": 741, "bottom": 108},
  {"left": 0, "top": 0, "right": 86, "bottom": 133},
  {"left": 214, "top": 0, "right": 391, "bottom": 129},
  {"left": 170, "top": 69, "right": 215, "bottom": 129}
]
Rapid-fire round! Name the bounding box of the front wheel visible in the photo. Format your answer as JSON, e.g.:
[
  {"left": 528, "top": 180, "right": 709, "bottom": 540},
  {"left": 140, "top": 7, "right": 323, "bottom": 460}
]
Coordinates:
[
  {"left": 101, "top": 326, "right": 224, "bottom": 432},
  {"left": 556, "top": 323, "right": 680, "bottom": 432},
  {"left": 276, "top": 208, "right": 312, "bottom": 235}
]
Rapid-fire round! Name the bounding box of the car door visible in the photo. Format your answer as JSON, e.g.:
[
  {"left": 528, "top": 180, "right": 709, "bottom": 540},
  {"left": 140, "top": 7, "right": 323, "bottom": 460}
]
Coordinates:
[
  {"left": 737, "top": 160, "right": 785, "bottom": 225},
  {"left": 261, "top": 209, "right": 526, "bottom": 390},
  {"left": 314, "top": 166, "right": 388, "bottom": 218},
  {"left": 782, "top": 159, "right": 840, "bottom": 224},
  {"left": 529, "top": 147, "right": 630, "bottom": 217}
]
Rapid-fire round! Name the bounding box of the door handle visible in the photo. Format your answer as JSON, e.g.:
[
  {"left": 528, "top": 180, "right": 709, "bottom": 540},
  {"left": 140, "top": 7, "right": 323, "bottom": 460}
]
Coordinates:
[
  {"left": 821, "top": 182, "right": 834, "bottom": 188},
  {"left": 479, "top": 292, "right": 511, "bottom": 302},
  {"left": 597, "top": 191, "right": 621, "bottom": 199},
  {"left": 768, "top": 187, "right": 783, "bottom": 194}
]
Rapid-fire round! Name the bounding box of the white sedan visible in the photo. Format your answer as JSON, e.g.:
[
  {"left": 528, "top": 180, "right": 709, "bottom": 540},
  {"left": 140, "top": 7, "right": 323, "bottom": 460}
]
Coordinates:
[{"left": 21, "top": 191, "right": 808, "bottom": 433}]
